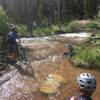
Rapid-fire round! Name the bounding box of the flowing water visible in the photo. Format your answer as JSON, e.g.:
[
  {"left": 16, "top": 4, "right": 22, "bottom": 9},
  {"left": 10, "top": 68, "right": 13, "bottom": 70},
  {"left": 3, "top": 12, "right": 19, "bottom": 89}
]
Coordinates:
[{"left": 0, "top": 33, "right": 100, "bottom": 100}]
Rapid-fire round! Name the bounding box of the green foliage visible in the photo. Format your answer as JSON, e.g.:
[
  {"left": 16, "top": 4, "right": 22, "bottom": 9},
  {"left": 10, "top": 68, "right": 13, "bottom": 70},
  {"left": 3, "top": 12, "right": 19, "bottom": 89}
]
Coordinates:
[
  {"left": 32, "top": 27, "right": 52, "bottom": 36},
  {"left": 51, "top": 25, "right": 60, "bottom": 32},
  {"left": 96, "top": 11, "right": 100, "bottom": 22},
  {"left": 0, "top": 6, "right": 9, "bottom": 35},
  {"left": 84, "top": 21, "right": 100, "bottom": 30},
  {"left": 51, "top": 25, "right": 64, "bottom": 33},
  {"left": 62, "top": 20, "right": 100, "bottom": 33},
  {"left": 16, "top": 25, "right": 52, "bottom": 37},
  {"left": 16, "top": 20, "right": 100, "bottom": 37},
  {"left": 72, "top": 46, "right": 100, "bottom": 69},
  {"left": 17, "top": 25, "right": 27, "bottom": 37},
  {"left": 0, "top": 36, "right": 3, "bottom": 48},
  {"left": 1, "top": 0, "right": 99, "bottom": 25},
  {"left": 84, "top": 0, "right": 96, "bottom": 19},
  {"left": 63, "top": 21, "right": 82, "bottom": 32}
]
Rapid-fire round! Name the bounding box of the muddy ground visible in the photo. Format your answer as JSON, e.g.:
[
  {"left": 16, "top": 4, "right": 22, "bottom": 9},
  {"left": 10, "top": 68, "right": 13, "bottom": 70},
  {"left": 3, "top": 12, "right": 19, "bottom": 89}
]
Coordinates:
[{"left": 0, "top": 35, "right": 100, "bottom": 100}]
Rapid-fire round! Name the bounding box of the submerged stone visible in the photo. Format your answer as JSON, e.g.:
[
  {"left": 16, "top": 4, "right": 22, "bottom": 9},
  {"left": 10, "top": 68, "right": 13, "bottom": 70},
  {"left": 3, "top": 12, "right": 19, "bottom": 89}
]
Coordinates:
[{"left": 39, "top": 74, "right": 66, "bottom": 94}]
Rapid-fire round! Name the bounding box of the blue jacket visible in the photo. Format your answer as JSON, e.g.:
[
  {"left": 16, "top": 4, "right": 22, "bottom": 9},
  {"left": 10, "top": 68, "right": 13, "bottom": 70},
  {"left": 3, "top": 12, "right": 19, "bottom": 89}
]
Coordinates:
[{"left": 7, "top": 31, "right": 18, "bottom": 45}]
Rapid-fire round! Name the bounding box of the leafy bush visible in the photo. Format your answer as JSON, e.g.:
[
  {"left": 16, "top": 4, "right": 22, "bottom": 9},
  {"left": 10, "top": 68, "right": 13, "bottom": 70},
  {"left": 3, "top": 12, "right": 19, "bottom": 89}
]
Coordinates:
[
  {"left": 84, "top": 21, "right": 100, "bottom": 30},
  {"left": 32, "top": 27, "right": 52, "bottom": 36},
  {"left": 72, "top": 46, "right": 100, "bottom": 70},
  {"left": 63, "top": 21, "right": 82, "bottom": 32},
  {"left": 17, "top": 25, "right": 27, "bottom": 37},
  {"left": 0, "top": 6, "right": 9, "bottom": 35},
  {"left": 51, "top": 25, "right": 66, "bottom": 34},
  {"left": 97, "top": 11, "right": 100, "bottom": 22},
  {"left": 63, "top": 20, "right": 100, "bottom": 33},
  {"left": 51, "top": 25, "right": 60, "bottom": 32},
  {"left": 17, "top": 25, "right": 52, "bottom": 37},
  {"left": 0, "top": 36, "right": 3, "bottom": 48}
]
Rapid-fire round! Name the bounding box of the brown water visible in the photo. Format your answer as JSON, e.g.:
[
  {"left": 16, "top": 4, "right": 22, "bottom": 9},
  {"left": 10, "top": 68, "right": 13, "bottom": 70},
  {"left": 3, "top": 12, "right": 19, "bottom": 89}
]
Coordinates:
[{"left": 0, "top": 37, "right": 100, "bottom": 100}]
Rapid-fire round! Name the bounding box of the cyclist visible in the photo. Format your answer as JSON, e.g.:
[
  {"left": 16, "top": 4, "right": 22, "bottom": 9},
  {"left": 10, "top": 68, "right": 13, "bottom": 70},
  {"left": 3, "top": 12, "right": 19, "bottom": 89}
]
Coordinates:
[
  {"left": 66, "top": 73, "right": 96, "bottom": 100},
  {"left": 64, "top": 44, "right": 74, "bottom": 59},
  {"left": 7, "top": 26, "right": 20, "bottom": 60},
  {"left": 89, "top": 33, "right": 96, "bottom": 43}
]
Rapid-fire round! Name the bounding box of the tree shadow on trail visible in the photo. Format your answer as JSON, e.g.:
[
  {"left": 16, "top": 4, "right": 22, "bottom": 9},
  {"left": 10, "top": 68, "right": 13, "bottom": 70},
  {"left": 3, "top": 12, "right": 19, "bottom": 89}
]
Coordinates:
[{"left": 14, "top": 62, "right": 35, "bottom": 79}]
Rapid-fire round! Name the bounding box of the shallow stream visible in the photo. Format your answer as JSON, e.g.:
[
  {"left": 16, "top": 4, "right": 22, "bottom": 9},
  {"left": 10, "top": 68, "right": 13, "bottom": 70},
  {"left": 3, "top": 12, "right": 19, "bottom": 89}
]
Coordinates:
[{"left": 0, "top": 33, "right": 99, "bottom": 100}]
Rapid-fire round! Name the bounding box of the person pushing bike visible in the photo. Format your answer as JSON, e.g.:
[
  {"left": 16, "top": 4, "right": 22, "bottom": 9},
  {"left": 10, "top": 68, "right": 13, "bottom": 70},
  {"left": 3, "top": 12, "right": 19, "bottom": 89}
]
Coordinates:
[{"left": 7, "top": 25, "right": 21, "bottom": 60}]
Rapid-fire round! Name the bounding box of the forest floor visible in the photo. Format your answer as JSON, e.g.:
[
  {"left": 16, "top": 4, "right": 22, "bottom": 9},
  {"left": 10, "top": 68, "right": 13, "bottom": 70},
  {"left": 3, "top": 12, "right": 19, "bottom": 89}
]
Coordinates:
[{"left": 0, "top": 34, "right": 100, "bottom": 100}]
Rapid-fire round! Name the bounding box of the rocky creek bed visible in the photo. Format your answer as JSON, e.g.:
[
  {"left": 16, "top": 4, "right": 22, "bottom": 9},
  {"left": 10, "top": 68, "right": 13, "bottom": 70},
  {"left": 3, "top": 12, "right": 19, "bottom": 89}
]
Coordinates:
[{"left": 0, "top": 33, "right": 100, "bottom": 100}]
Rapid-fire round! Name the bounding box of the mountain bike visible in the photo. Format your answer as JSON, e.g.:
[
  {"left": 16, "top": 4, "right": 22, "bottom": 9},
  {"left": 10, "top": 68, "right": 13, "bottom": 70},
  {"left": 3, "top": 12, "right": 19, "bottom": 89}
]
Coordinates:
[
  {"left": 63, "top": 44, "right": 74, "bottom": 60},
  {"left": 0, "top": 41, "right": 26, "bottom": 66},
  {"left": 0, "top": 49, "right": 10, "bottom": 71},
  {"left": 17, "top": 41, "right": 26, "bottom": 62}
]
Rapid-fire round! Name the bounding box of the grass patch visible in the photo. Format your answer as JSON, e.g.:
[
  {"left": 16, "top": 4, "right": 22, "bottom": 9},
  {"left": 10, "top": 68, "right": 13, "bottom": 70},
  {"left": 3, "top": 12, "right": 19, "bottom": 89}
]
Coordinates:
[
  {"left": 63, "top": 21, "right": 82, "bottom": 32},
  {"left": 71, "top": 45, "right": 100, "bottom": 70},
  {"left": 63, "top": 20, "right": 100, "bottom": 33},
  {"left": 32, "top": 27, "right": 52, "bottom": 36},
  {"left": 84, "top": 21, "right": 100, "bottom": 30},
  {"left": 17, "top": 25, "right": 52, "bottom": 37},
  {"left": 16, "top": 20, "right": 100, "bottom": 37}
]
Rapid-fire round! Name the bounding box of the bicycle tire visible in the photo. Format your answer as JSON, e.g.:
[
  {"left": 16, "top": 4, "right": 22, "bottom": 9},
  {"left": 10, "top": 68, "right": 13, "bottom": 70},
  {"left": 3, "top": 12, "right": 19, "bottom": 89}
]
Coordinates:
[
  {"left": 0, "top": 63, "right": 6, "bottom": 70},
  {"left": 18, "top": 45, "right": 26, "bottom": 61}
]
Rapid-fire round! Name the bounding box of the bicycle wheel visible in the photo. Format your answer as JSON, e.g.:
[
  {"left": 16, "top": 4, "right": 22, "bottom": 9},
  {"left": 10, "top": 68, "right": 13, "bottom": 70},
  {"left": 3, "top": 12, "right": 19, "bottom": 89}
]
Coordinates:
[
  {"left": 18, "top": 45, "right": 26, "bottom": 61},
  {"left": 0, "top": 63, "right": 6, "bottom": 70}
]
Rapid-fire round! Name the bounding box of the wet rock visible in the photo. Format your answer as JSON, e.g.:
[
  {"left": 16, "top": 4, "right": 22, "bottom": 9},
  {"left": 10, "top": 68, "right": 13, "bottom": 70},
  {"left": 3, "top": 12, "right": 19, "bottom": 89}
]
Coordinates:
[
  {"left": 16, "top": 61, "right": 35, "bottom": 78},
  {"left": 39, "top": 74, "right": 66, "bottom": 94},
  {"left": 0, "top": 76, "right": 10, "bottom": 85},
  {"left": 0, "top": 68, "right": 37, "bottom": 100},
  {"left": 47, "top": 74, "right": 66, "bottom": 83},
  {"left": 40, "top": 84, "right": 57, "bottom": 94}
]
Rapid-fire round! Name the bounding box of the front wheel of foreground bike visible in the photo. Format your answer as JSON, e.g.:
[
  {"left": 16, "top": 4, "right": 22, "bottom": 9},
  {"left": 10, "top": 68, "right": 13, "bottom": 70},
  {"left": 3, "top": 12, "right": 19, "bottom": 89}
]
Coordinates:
[{"left": 18, "top": 45, "right": 26, "bottom": 62}]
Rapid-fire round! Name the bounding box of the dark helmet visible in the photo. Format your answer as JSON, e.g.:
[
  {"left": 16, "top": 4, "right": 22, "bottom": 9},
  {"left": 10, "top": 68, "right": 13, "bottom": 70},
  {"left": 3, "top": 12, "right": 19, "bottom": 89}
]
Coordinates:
[{"left": 9, "top": 24, "right": 17, "bottom": 31}]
